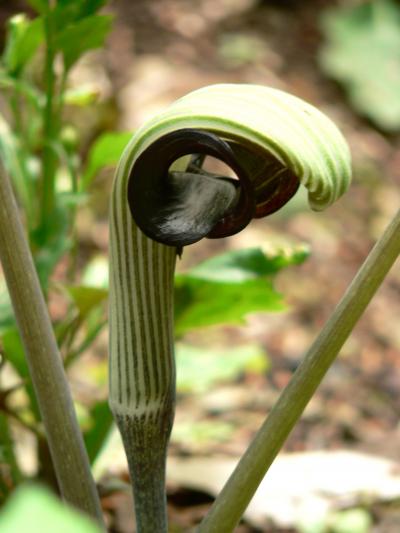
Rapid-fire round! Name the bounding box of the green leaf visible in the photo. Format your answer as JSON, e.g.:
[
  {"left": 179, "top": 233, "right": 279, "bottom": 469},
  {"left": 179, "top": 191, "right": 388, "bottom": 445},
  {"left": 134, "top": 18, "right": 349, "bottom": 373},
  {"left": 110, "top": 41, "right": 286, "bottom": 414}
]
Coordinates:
[
  {"left": 82, "top": 131, "right": 133, "bottom": 190},
  {"left": 0, "top": 72, "right": 43, "bottom": 111},
  {"left": 53, "top": 0, "right": 107, "bottom": 25},
  {"left": 31, "top": 201, "right": 71, "bottom": 289},
  {"left": 2, "top": 14, "right": 44, "bottom": 75},
  {"left": 190, "top": 246, "right": 309, "bottom": 282},
  {"left": 176, "top": 343, "right": 269, "bottom": 393},
  {"left": 320, "top": 0, "right": 400, "bottom": 131},
  {"left": 64, "top": 286, "right": 108, "bottom": 318},
  {"left": 55, "top": 14, "right": 113, "bottom": 71},
  {"left": 26, "top": 0, "right": 47, "bottom": 13},
  {"left": 0, "top": 114, "right": 32, "bottom": 218},
  {"left": 0, "top": 485, "right": 102, "bottom": 533},
  {"left": 1, "top": 329, "right": 29, "bottom": 382},
  {"left": 174, "top": 246, "right": 307, "bottom": 334},
  {"left": 83, "top": 401, "right": 114, "bottom": 464},
  {"left": 1, "top": 328, "right": 40, "bottom": 418},
  {"left": 175, "top": 276, "right": 285, "bottom": 336},
  {"left": 0, "top": 282, "right": 14, "bottom": 335}
]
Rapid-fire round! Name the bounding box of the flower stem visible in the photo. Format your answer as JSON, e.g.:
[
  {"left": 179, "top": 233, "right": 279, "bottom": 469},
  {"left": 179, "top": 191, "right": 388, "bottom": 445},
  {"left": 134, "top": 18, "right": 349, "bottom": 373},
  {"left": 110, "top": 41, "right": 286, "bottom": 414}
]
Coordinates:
[
  {"left": 0, "top": 163, "right": 105, "bottom": 528},
  {"left": 199, "top": 208, "right": 400, "bottom": 533}
]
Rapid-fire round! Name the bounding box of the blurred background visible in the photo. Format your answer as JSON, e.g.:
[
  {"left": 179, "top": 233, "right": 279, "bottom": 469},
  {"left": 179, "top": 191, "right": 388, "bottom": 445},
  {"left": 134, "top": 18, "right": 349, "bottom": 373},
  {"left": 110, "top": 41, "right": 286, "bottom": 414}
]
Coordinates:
[{"left": 0, "top": 0, "right": 400, "bottom": 531}]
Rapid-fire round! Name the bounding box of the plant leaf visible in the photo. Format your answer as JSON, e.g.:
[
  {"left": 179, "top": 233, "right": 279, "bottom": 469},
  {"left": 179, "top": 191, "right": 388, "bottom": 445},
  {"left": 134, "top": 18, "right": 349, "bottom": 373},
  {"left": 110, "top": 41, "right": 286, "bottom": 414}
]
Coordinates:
[
  {"left": 2, "top": 14, "right": 44, "bottom": 75},
  {"left": 53, "top": 0, "right": 107, "bottom": 25},
  {"left": 189, "top": 246, "right": 309, "bottom": 282},
  {"left": 64, "top": 286, "right": 108, "bottom": 318},
  {"left": 26, "top": 0, "right": 47, "bottom": 13},
  {"left": 176, "top": 343, "right": 269, "bottom": 393},
  {"left": 30, "top": 200, "right": 71, "bottom": 289},
  {"left": 174, "top": 246, "right": 307, "bottom": 334},
  {"left": 55, "top": 14, "right": 113, "bottom": 71},
  {"left": 175, "top": 276, "right": 285, "bottom": 336},
  {"left": 82, "top": 131, "right": 133, "bottom": 190},
  {"left": 0, "top": 485, "right": 102, "bottom": 533},
  {"left": 83, "top": 400, "right": 114, "bottom": 464},
  {"left": 0, "top": 114, "right": 32, "bottom": 217},
  {"left": 1, "top": 329, "right": 28, "bottom": 381},
  {"left": 0, "top": 281, "right": 15, "bottom": 335},
  {"left": 319, "top": 0, "right": 400, "bottom": 131},
  {"left": 120, "top": 84, "right": 351, "bottom": 211},
  {"left": 1, "top": 328, "right": 40, "bottom": 418}
]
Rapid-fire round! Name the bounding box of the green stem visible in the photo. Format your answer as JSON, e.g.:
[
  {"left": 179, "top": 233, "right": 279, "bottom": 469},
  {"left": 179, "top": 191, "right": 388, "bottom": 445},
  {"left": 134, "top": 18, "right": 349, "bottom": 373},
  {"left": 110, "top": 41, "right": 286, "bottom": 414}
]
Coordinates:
[
  {"left": 199, "top": 208, "right": 400, "bottom": 533},
  {"left": 116, "top": 412, "right": 172, "bottom": 532},
  {"left": 0, "top": 163, "right": 105, "bottom": 528}
]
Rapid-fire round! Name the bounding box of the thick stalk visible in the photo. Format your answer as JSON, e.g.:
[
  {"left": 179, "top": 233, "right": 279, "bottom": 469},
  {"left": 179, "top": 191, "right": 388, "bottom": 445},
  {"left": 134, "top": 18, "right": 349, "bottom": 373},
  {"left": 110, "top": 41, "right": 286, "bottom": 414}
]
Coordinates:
[
  {"left": 109, "top": 148, "right": 179, "bottom": 532},
  {"left": 0, "top": 163, "right": 105, "bottom": 528},
  {"left": 199, "top": 208, "right": 400, "bottom": 533},
  {"left": 109, "top": 152, "right": 238, "bottom": 531},
  {"left": 109, "top": 83, "right": 353, "bottom": 532}
]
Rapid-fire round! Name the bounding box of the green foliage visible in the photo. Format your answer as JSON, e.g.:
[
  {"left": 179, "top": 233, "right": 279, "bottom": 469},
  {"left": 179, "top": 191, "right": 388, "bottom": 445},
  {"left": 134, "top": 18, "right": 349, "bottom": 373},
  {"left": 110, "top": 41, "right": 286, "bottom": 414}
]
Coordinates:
[
  {"left": 32, "top": 199, "right": 71, "bottom": 289},
  {"left": 26, "top": 0, "right": 47, "bottom": 13},
  {"left": 82, "top": 131, "right": 133, "bottom": 190},
  {"left": 175, "top": 277, "right": 284, "bottom": 335},
  {"left": 64, "top": 285, "right": 108, "bottom": 318},
  {"left": 55, "top": 14, "right": 113, "bottom": 71},
  {"left": 3, "top": 15, "right": 44, "bottom": 75},
  {"left": 0, "top": 0, "right": 113, "bottom": 497},
  {"left": 0, "top": 485, "right": 102, "bottom": 533},
  {"left": 189, "top": 246, "right": 309, "bottom": 281},
  {"left": 1, "top": 328, "right": 40, "bottom": 417},
  {"left": 176, "top": 343, "right": 268, "bottom": 393},
  {"left": 51, "top": 0, "right": 108, "bottom": 23},
  {"left": 319, "top": 0, "right": 400, "bottom": 131},
  {"left": 0, "top": 115, "right": 32, "bottom": 221},
  {"left": 83, "top": 400, "right": 113, "bottom": 464},
  {"left": 2, "top": 329, "right": 30, "bottom": 384},
  {"left": 0, "top": 280, "right": 14, "bottom": 334},
  {"left": 175, "top": 246, "right": 308, "bottom": 335}
]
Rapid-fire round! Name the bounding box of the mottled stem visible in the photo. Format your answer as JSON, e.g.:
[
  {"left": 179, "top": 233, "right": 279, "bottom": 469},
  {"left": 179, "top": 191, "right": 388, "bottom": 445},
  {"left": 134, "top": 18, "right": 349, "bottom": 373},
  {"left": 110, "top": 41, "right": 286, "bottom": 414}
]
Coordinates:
[{"left": 116, "top": 409, "right": 173, "bottom": 531}]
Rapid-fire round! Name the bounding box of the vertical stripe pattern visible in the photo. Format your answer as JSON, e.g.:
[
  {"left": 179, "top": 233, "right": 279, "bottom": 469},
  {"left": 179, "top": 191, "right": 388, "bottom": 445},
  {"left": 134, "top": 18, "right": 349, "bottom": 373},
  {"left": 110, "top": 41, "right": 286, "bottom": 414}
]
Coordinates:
[{"left": 108, "top": 83, "right": 352, "bottom": 532}]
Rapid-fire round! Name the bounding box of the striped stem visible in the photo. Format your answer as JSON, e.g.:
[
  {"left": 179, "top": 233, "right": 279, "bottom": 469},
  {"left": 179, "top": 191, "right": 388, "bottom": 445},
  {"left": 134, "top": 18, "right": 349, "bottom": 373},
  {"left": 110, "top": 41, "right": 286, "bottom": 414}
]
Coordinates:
[
  {"left": 109, "top": 170, "right": 176, "bottom": 531},
  {"left": 109, "top": 84, "right": 352, "bottom": 533}
]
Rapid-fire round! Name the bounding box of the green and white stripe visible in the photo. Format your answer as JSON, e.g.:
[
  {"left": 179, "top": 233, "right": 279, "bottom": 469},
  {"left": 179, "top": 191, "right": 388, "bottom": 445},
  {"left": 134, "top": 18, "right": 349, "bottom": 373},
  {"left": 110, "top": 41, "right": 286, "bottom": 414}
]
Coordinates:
[{"left": 108, "top": 83, "right": 351, "bottom": 532}]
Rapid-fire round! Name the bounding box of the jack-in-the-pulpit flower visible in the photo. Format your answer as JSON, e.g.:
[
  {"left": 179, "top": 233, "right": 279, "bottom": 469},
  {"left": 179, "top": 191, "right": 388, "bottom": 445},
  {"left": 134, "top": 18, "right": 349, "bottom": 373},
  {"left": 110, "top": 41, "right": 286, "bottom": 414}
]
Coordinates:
[{"left": 109, "top": 84, "right": 351, "bottom": 533}]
